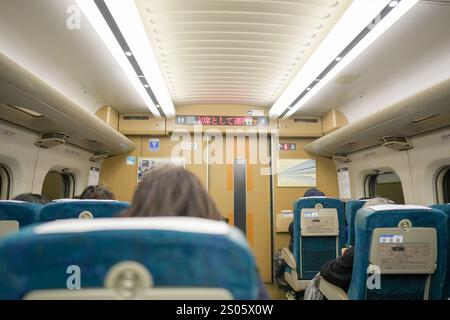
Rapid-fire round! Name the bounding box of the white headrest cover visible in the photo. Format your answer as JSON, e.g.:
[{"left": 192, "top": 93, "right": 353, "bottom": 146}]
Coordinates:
[
  {"left": 34, "top": 217, "right": 230, "bottom": 235},
  {"left": 299, "top": 196, "right": 328, "bottom": 200},
  {"left": 52, "top": 199, "right": 120, "bottom": 202},
  {"left": 368, "top": 204, "right": 431, "bottom": 211}
]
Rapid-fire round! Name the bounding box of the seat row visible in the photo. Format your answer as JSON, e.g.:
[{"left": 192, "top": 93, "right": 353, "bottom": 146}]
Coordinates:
[
  {"left": 0, "top": 200, "right": 261, "bottom": 300},
  {"left": 282, "top": 197, "right": 450, "bottom": 300},
  {"left": 0, "top": 216, "right": 258, "bottom": 299},
  {"left": 1, "top": 198, "right": 450, "bottom": 300},
  {"left": 0, "top": 200, "right": 130, "bottom": 237}
]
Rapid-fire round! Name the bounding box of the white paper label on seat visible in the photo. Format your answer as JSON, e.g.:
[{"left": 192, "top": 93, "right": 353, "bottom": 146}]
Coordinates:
[
  {"left": 379, "top": 234, "right": 404, "bottom": 243},
  {"left": 301, "top": 208, "right": 339, "bottom": 236},
  {"left": 377, "top": 243, "right": 432, "bottom": 272}
]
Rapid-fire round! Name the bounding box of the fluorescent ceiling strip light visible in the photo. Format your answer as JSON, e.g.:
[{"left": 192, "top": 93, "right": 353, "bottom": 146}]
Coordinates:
[
  {"left": 283, "top": 0, "right": 419, "bottom": 118},
  {"left": 269, "top": 0, "right": 419, "bottom": 119},
  {"left": 75, "top": 0, "right": 160, "bottom": 117},
  {"left": 104, "top": 0, "right": 175, "bottom": 117}
]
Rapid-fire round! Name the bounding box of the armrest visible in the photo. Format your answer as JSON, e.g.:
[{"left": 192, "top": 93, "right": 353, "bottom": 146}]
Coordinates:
[
  {"left": 280, "top": 247, "right": 296, "bottom": 270},
  {"left": 317, "top": 276, "right": 349, "bottom": 300}
]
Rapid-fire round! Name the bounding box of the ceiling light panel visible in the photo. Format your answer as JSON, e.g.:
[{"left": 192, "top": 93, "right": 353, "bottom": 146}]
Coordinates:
[
  {"left": 75, "top": 0, "right": 162, "bottom": 116},
  {"left": 271, "top": 0, "right": 420, "bottom": 118},
  {"left": 103, "top": 0, "right": 175, "bottom": 117},
  {"left": 135, "top": 0, "right": 352, "bottom": 107}
]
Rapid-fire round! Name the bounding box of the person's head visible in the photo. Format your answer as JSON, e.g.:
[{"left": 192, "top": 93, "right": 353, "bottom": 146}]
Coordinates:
[
  {"left": 13, "top": 193, "right": 50, "bottom": 205},
  {"left": 363, "top": 197, "right": 394, "bottom": 207},
  {"left": 80, "top": 185, "right": 115, "bottom": 200},
  {"left": 121, "top": 165, "right": 222, "bottom": 221},
  {"left": 303, "top": 188, "right": 325, "bottom": 197}
]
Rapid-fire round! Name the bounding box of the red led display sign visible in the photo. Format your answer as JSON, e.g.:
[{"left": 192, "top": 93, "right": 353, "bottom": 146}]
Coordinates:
[{"left": 176, "top": 115, "right": 269, "bottom": 127}]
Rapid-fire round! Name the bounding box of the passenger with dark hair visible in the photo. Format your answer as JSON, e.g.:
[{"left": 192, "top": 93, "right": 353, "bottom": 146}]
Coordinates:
[
  {"left": 80, "top": 185, "right": 116, "bottom": 200},
  {"left": 122, "top": 166, "right": 221, "bottom": 220},
  {"left": 121, "top": 165, "right": 270, "bottom": 299},
  {"left": 13, "top": 193, "right": 50, "bottom": 205}
]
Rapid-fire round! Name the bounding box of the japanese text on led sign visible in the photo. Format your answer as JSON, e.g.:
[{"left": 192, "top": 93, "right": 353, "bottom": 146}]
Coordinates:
[{"left": 175, "top": 115, "right": 269, "bottom": 127}]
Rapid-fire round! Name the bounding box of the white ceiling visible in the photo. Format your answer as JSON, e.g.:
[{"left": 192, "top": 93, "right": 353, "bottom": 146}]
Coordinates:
[
  {"left": 0, "top": 0, "right": 146, "bottom": 114},
  {"left": 296, "top": 0, "right": 450, "bottom": 121},
  {"left": 3, "top": 0, "right": 448, "bottom": 120},
  {"left": 136, "top": 0, "right": 351, "bottom": 107}
]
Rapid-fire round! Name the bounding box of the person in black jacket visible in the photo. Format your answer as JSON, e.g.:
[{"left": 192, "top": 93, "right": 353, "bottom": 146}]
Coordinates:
[{"left": 320, "top": 246, "right": 355, "bottom": 292}]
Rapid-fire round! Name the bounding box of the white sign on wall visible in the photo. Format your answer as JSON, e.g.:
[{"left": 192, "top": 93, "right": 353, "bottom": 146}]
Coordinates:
[
  {"left": 88, "top": 167, "right": 100, "bottom": 186},
  {"left": 337, "top": 167, "right": 351, "bottom": 199},
  {"left": 137, "top": 157, "right": 185, "bottom": 183}
]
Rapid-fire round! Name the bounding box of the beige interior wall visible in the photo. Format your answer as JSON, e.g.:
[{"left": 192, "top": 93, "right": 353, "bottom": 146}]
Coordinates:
[
  {"left": 322, "top": 109, "right": 348, "bottom": 135},
  {"left": 100, "top": 135, "right": 207, "bottom": 201},
  {"left": 101, "top": 105, "right": 340, "bottom": 282},
  {"left": 95, "top": 106, "right": 119, "bottom": 130},
  {"left": 101, "top": 134, "right": 340, "bottom": 279},
  {"left": 273, "top": 138, "right": 339, "bottom": 253},
  {"left": 100, "top": 136, "right": 142, "bottom": 202},
  {"left": 140, "top": 135, "right": 207, "bottom": 187}
]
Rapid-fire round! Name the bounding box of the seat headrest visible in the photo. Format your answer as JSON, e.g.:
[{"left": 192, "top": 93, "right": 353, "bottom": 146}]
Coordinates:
[
  {"left": 367, "top": 204, "right": 432, "bottom": 211},
  {"left": 295, "top": 197, "right": 344, "bottom": 211},
  {"left": 355, "top": 205, "right": 446, "bottom": 230},
  {"left": 345, "top": 200, "right": 367, "bottom": 218},
  {"left": 33, "top": 216, "right": 232, "bottom": 235},
  {"left": 0, "top": 201, "right": 43, "bottom": 227},
  {"left": 52, "top": 199, "right": 120, "bottom": 202},
  {"left": 39, "top": 200, "right": 130, "bottom": 222},
  {"left": 430, "top": 204, "right": 450, "bottom": 215}
]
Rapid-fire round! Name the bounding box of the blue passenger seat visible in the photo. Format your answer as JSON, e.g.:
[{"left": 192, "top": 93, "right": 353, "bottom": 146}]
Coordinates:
[
  {"left": 0, "top": 217, "right": 259, "bottom": 300},
  {"left": 281, "top": 197, "right": 345, "bottom": 291},
  {"left": 39, "top": 200, "right": 129, "bottom": 222},
  {"left": 318, "top": 205, "right": 447, "bottom": 300},
  {"left": 349, "top": 205, "right": 447, "bottom": 300},
  {"left": 318, "top": 204, "right": 448, "bottom": 300},
  {"left": 430, "top": 204, "right": 450, "bottom": 299},
  {"left": 345, "top": 200, "right": 369, "bottom": 247},
  {"left": 0, "top": 201, "right": 43, "bottom": 237}
]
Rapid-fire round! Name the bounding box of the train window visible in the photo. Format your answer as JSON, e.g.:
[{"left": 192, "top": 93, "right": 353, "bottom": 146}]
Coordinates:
[
  {"left": 365, "top": 172, "right": 405, "bottom": 204},
  {"left": 0, "top": 164, "right": 11, "bottom": 200},
  {"left": 435, "top": 166, "right": 450, "bottom": 204},
  {"left": 443, "top": 169, "right": 450, "bottom": 203},
  {"left": 41, "top": 171, "right": 75, "bottom": 201}
]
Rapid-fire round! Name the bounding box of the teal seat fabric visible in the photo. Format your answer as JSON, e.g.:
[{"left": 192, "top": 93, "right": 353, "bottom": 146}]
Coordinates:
[
  {"left": 345, "top": 200, "right": 367, "bottom": 247},
  {"left": 0, "top": 201, "right": 43, "bottom": 227},
  {"left": 0, "top": 217, "right": 259, "bottom": 299},
  {"left": 431, "top": 204, "right": 450, "bottom": 299},
  {"left": 348, "top": 205, "right": 447, "bottom": 300},
  {"left": 293, "top": 197, "right": 346, "bottom": 280},
  {"left": 39, "top": 200, "right": 129, "bottom": 222}
]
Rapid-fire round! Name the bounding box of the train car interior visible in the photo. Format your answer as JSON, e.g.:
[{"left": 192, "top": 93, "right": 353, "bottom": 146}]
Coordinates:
[{"left": 0, "top": 0, "right": 450, "bottom": 303}]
